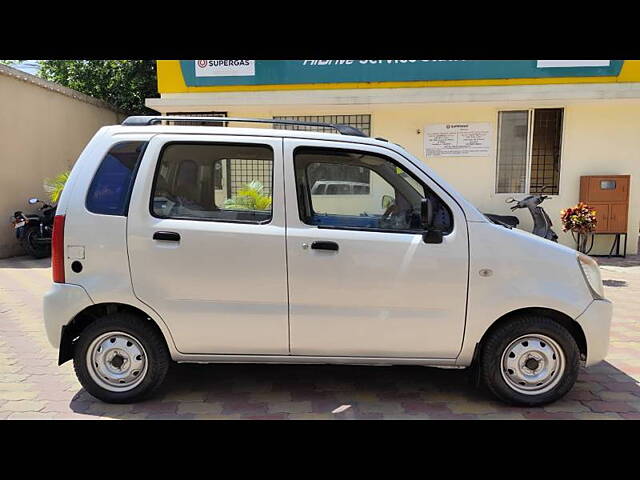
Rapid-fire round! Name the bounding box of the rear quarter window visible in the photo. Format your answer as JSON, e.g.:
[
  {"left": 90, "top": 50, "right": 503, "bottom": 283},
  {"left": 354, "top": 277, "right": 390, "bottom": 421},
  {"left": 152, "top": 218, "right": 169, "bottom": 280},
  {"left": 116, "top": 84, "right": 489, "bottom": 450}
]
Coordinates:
[{"left": 86, "top": 141, "right": 146, "bottom": 216}]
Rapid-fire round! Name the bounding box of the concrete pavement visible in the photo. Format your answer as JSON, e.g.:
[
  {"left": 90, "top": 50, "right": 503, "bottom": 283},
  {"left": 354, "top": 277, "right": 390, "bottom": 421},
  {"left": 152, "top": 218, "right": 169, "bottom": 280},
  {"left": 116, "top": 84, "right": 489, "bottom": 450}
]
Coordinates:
[{"left": 0, "top": 254, "right": 638, "bottom": 420}]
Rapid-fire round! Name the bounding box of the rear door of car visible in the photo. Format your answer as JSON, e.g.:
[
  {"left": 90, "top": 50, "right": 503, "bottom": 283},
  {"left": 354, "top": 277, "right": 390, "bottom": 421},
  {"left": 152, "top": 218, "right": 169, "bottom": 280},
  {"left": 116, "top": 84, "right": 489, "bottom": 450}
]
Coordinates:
[{"left": 126, "top": 134, "right": 289, "bottom": 355}]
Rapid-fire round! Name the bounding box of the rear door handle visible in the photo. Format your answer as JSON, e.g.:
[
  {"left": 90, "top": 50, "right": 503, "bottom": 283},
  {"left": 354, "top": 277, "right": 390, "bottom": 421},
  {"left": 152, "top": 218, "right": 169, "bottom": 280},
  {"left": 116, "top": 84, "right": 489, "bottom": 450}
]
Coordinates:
[
  {"left": 153, "top": 231, "right": 181, "bottom": 242},
  {"left": 311, "top": 241, "right": 339, "bottom": 251}
]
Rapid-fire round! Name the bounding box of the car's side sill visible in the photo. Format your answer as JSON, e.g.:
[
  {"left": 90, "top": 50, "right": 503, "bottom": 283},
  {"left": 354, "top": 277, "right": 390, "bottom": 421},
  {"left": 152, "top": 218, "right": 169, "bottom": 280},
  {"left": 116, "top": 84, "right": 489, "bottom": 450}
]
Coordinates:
[{"left": 174, "top": 353, "right": 465, "bottom": 368}]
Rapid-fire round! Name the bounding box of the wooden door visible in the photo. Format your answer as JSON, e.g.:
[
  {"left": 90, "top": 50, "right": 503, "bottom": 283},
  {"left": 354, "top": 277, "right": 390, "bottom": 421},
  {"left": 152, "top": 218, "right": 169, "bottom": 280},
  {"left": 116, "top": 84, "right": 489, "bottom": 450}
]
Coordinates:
[
  {"left": 590, "top": 203, "right": 609, "bottom": 232},
  {"left": 609, "top": 203, "right": 628, "bottom": 233}
]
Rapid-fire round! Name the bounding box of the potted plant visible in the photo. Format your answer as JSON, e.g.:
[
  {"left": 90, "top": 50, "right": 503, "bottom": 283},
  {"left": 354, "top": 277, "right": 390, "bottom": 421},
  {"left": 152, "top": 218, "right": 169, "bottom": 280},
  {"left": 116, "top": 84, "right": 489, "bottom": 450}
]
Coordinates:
[
  {"left": 560, "top": 202, "right": 598, "bottom": 253},
  {"left": 223, "top": 180, "right": 272, "bottom": 211}
]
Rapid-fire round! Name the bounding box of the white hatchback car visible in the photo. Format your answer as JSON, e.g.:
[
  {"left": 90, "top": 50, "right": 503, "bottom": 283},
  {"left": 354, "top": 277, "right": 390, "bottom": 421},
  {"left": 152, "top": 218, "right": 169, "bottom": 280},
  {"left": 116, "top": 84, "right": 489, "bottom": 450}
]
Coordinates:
[{"left": 44, "top": 116, "right": 612, "bottom": 405}]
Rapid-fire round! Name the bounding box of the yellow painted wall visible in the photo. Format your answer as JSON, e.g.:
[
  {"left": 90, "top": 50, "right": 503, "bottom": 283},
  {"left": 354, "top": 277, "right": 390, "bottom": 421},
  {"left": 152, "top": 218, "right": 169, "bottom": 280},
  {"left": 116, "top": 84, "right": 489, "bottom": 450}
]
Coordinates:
[
  {"left": 200, "top": 101, "right": 640, "bottom": 254},
  {"left": 0, "top": 73, "right": 120, "bottom": 258}
]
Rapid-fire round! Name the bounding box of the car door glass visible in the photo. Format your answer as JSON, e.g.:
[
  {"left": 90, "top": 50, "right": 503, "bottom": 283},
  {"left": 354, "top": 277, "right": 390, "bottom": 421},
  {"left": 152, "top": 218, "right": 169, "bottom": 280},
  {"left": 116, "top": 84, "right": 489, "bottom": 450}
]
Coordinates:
[
  {"left": 86, "top": 141, "right": 147, "bottom": 216},
  {"left": 294, "top": 147, "right": 453, "bottom": 233},
  {"left": 151, "top": 143, "right": 274, "bottom": 224}
]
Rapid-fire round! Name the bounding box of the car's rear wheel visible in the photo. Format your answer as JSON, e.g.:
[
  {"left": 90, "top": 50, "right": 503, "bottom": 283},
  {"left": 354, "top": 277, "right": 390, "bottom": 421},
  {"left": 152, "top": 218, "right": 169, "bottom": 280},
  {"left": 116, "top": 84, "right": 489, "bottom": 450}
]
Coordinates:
[
  {"left": 479, "top": 315, "right": 580, "bottom": 406},
  {"left": 73, "top": 312, "right": 170, "bottom": 403}
]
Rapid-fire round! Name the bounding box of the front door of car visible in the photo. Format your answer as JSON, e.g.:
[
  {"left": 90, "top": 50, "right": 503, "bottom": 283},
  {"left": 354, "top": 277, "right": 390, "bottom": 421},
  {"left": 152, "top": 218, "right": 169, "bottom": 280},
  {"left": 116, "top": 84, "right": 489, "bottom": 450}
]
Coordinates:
[
  {"left": 284, "top": 139, "right": 469, "bottom": 358},
  {"left": 127, "top": 135, "right": 289, "bottom": 355}
]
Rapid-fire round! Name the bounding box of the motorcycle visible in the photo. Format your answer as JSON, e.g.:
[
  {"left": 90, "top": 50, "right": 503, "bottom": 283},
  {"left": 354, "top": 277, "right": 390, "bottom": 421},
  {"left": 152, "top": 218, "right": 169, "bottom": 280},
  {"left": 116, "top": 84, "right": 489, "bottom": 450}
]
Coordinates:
[
  {"left": 484, "top": 186, "right": 558, "bottom": 242},
  {"left": 10, "top": 197, "right": 56, "bottom": 258}
]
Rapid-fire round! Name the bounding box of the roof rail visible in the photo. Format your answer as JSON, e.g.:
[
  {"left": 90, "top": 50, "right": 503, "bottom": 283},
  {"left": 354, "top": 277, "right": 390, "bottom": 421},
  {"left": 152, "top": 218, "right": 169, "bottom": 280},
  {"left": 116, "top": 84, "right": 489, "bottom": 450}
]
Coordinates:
[{"left": 121, "top": 116, "right": 368, "bottom": 137}]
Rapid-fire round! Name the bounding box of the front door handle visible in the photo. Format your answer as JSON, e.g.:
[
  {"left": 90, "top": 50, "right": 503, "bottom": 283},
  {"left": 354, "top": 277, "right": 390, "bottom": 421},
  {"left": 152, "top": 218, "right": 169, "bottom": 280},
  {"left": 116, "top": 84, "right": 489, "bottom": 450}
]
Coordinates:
[
  {"left": 153, "top": 231, "right": 181, "bottom": 242},
  {"left": 311, "top": 241, "right": 339, "bottom": 251}
]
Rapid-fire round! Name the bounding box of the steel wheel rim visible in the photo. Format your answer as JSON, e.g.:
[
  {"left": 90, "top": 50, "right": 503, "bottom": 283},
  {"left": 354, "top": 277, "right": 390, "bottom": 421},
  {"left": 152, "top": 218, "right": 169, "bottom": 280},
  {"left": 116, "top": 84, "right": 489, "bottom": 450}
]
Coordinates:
[
  {"left": 86, "top": 331, "right": 148, "bottom": 392},
  {"left": 500, "top": 334, "right": 565, "bottom": 396}
]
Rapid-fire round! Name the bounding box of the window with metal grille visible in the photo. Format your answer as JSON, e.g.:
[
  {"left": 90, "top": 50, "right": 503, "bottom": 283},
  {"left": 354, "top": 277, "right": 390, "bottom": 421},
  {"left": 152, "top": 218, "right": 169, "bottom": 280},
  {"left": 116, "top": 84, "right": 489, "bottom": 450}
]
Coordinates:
[
  {"left": 273, "top": 115, "right": 373, "bottom": 192},
  {"left": 165, "top": 111, "right": 227, "bottom": 126},
  {"left": 226, "top": 158, "right": 272, "bottom": 198},
  {"left": 273, "top": 114, "right": 371, "bottom": 136},
  {"left": 496, "top": 108, "right": 563, "bottom": 195}
]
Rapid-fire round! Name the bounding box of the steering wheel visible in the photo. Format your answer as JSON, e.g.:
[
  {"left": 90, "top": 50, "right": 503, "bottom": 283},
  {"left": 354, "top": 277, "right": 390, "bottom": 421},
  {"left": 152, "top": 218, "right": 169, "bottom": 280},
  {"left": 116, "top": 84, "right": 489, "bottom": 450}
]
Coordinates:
[{"left": 379, "top": 203, "right": 415, "bottom": 230}]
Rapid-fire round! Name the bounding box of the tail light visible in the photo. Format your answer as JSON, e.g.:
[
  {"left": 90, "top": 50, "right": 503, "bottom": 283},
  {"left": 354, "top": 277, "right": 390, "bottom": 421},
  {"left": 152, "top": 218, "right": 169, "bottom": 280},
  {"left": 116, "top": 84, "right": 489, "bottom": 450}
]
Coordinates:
[{"left": 52, "top": 215, "right": 65, "bottom": 283}]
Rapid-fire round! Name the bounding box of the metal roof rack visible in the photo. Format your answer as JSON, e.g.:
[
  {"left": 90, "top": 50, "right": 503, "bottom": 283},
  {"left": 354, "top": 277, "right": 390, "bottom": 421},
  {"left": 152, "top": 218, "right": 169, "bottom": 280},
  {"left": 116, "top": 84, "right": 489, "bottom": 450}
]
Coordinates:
[{"left": 121, "top": 116, "right": 368, "bottom": 137}]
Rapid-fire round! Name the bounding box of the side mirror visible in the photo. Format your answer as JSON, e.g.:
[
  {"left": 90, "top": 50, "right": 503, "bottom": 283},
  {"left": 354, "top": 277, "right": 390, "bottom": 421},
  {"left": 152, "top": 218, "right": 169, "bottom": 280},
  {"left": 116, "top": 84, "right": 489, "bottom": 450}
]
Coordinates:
[
  {"left": 381, "top": 194, "right": 394, "bottom": 209},
  {"left": 420, "top": 198, "right": 433, "bottom": 228},
  {"left": 423, "top": 229, "right": 443, "bottom": 244},
  {"left": 421, "top": 198, "right": 443, "bottom": 244},
  {"left": 28, "top": 198, "right": 39, "bottom": 205}
]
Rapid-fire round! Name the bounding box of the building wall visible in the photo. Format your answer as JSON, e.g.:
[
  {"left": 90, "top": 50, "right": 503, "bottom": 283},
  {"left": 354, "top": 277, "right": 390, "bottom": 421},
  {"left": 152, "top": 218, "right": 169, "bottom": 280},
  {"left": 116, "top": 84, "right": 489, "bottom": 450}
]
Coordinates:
[
  {"left": 372, "top": 101, "right": 640, "bottom": 257},
  {"left": 160, "top": 99, "right": 639, "bottom": 254},
  {"left": 0, "top": 70, "right": 120, "bottom": 258}
]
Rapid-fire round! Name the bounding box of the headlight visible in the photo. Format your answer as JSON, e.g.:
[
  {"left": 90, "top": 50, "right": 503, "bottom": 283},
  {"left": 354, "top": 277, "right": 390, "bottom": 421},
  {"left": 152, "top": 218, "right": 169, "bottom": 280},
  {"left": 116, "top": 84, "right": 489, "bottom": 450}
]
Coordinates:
[{"left": 577, "top": 253, "right": 604, "bottom": 299}]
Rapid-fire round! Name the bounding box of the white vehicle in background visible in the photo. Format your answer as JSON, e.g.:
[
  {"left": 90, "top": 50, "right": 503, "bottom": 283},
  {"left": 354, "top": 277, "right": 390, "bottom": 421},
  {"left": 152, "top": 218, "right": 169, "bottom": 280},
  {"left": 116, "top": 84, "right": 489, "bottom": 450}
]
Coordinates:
[
  {"left": 43, "top": 116, "right": 611, "bottom": 405},
  {"left": 311, "top": 181, "right": 370, "bottom": 195}
]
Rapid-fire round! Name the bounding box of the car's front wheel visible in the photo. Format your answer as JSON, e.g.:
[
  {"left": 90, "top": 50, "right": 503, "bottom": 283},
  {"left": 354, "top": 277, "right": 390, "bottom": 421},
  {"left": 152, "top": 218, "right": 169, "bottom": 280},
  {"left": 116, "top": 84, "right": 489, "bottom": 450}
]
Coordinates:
[
  {"left": 73, "top": 312, "right": 170, "bottom": 403},
  {"left": 479, "top": 315, "right": 581, "bottom": 406}
]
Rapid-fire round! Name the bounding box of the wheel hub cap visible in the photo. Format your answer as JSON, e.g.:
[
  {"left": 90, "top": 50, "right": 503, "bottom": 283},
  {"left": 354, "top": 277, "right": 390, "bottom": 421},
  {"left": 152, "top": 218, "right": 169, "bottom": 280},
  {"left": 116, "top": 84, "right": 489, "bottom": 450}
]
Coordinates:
[
  {"left": 86, "top": 332, "right": 148, "bottom": 392},
  {"left": 107, "top": 351, "right": 127, "bottom": 370},
  {"left": 525, "top": 357, "right": 540, "bottom": 371},
  {"left": 501, "top": 334, "right": 565, "bottom": 395}
]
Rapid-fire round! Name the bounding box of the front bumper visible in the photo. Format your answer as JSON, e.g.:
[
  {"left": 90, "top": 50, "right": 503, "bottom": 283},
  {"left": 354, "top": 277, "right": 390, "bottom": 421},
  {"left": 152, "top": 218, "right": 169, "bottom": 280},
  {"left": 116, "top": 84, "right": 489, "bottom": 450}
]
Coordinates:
[
  {"left": 575, "top": 299, "right": 613, "bottom": 367},
  {"left": 43, "top": 283, "right": 93, "bottom": 348}
]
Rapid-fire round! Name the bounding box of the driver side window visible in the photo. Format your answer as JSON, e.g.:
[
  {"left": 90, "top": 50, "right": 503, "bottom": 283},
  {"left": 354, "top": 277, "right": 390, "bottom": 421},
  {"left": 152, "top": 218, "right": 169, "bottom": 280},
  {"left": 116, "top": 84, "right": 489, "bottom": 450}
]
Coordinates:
[{"left": 294, "top": 147, "right": 452, "bottom": 233}]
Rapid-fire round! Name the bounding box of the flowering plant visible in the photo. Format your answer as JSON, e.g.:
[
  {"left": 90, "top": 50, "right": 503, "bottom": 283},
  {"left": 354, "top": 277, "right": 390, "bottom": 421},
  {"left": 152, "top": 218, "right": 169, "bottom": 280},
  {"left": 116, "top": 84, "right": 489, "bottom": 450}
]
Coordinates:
[{"left": 560, "top": 202, "right": 598, "bottom": 234}]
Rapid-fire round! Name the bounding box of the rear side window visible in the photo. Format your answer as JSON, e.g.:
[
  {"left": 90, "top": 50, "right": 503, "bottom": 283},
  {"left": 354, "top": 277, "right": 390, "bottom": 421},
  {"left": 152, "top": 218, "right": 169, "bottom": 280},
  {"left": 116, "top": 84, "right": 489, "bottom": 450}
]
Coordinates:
[
  {"left": 150, "top": 142, "right": 274, "bottom": 224},
  {"left": 86, "top": 142, "right": 146, "bottom": 215}
]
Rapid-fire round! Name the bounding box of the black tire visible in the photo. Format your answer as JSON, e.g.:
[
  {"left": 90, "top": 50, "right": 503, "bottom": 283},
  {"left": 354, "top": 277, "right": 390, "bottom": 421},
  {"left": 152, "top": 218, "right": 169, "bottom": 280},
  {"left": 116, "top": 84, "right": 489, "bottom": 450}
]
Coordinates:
[
  {"left": 73, "top": 312, "right": 170, "bottom": 403},
  {"left": 479, "top": 315, "right": 580, "bottom": 407},
  {"left": 20, "top": 225, "right": 50, "bottom": 258}
]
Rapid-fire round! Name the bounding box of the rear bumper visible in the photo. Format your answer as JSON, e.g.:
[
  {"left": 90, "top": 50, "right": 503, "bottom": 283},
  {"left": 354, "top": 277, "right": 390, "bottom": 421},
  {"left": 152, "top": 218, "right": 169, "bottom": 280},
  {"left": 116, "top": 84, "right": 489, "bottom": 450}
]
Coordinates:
[
  {"left": 575, "top": 299, "right": 613, "bottom": 367},
  {"left": 43, "top": 283, "right": 93, "bottom": 348}
]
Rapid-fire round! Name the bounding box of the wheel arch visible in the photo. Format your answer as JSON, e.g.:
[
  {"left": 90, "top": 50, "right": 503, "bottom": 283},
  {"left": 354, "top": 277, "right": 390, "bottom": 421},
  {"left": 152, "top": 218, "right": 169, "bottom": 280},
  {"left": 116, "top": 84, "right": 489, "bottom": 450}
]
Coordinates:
[
  {"left": 58, "top": 302, "right": 171, "bottom": 366},
  {"left": 471, "top": 307, "right": 588, "bottom": 367}
]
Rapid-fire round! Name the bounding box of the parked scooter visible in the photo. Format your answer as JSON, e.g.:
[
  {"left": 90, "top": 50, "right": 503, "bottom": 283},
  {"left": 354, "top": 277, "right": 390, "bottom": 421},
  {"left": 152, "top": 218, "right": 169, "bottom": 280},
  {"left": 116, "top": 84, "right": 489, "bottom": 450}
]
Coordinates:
[
  {"left": 10, "top": 198, "right": 56, "bottom": 258},
  {"left": 485, "top": 186, "right": 558, "bottom": 242}
]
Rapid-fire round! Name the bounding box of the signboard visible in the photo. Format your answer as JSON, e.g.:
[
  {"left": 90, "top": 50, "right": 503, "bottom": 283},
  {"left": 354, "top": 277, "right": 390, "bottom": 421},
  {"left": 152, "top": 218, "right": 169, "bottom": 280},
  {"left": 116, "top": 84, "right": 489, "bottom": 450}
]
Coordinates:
[
  {"left": 178, "top": 60, "right": 624, "bottom": 88},
  {"left": 425, "top": 123, "right": 492, "bottom": 157},
  {"left": 195, "top": 60, "right": 255, "bottom": 77}
]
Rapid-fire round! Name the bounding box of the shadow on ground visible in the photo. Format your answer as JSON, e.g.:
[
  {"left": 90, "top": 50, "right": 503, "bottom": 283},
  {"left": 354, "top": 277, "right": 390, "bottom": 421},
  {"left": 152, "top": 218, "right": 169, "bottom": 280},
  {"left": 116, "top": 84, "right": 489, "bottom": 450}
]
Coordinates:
[
  {"left": 0, "top": 255, "right": 51, "bottom": 269},
  {"left": 68, "top": 360, "right": 640, "bottom": 419},
  {"left": 596, "top": 239, "right": 640, "bottom": 268}
]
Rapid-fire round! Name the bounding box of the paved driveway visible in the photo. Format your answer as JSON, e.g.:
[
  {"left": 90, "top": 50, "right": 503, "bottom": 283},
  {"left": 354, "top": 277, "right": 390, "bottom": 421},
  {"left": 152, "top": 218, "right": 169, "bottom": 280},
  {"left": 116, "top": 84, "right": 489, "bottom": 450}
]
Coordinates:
[{"left": 1, "top": 254, "right": 639, "bottom": 420}]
